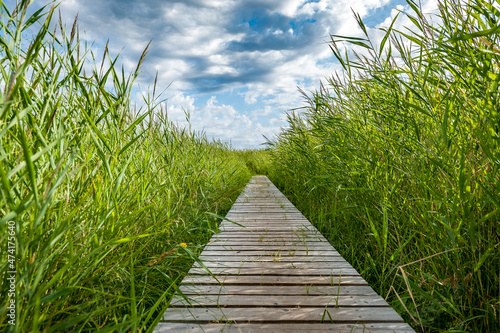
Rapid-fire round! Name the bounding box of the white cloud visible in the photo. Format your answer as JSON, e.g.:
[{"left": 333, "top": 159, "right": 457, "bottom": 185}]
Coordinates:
[
  {"left": 16, "top": 0, "right": 441, "bottom": 148},
  {"left": 164, "top": 93, "right": 196, "bottom": 124}
]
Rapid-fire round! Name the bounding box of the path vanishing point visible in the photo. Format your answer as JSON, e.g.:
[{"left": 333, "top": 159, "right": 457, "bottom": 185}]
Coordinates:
[{"left": 154, "top": 176, "right": 415, "bottom": 332}]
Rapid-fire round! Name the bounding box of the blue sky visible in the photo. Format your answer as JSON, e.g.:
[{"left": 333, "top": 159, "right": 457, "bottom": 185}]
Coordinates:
[{"left": 9, "top": 0, "right": 437, "bottom": 148}]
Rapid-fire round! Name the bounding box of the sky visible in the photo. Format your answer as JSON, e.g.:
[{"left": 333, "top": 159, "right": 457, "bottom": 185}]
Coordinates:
[{"left": 8, "top": 0, "right": 438, "bottom": 148}]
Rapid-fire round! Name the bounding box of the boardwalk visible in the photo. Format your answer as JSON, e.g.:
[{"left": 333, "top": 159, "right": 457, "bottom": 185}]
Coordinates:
[{"left": 155, "top": 176, "right": 415, "bottom": 332}]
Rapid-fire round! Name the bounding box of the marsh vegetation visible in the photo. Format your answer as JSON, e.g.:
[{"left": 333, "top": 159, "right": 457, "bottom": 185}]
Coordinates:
[
  {"left": 267, "top": 0, "right": 500, "bottom": 331},
  {"left": 1, "top": 0, "right": 499, "bottom": 331}
]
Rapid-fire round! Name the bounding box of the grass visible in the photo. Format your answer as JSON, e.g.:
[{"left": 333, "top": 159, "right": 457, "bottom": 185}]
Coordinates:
[
  {"left": 236, "top": 149, "right": 273, "bottom": 176},
  {"left": 267, "top": 0, "right": 500, "bottom": 331},
  {"left": 0, "top": 1, "right": 250, "bottom": 331}
]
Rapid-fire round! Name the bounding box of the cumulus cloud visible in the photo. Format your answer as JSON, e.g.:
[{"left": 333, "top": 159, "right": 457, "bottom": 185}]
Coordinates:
[{"left": 13, "top": 0, "right": 436, "bottom": 148}]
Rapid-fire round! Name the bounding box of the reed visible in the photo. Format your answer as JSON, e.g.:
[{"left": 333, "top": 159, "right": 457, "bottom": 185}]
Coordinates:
[
  {"left": 236, "top": 149, "right": 273, "bottom": 175},
  {"left": 268, "top": 0, "right": 500, "bottom": 331},
  {"left": 0, "top": 2, "right": 250, "bottom": 331}
]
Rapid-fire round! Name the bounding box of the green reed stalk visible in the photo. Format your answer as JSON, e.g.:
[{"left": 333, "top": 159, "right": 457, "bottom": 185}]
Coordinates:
[
  {"left": 0, "top": 2, "right": 250, "bottom": 331},
  {"left": 268, "top": 0, "right": 500, "bottom": 331}
]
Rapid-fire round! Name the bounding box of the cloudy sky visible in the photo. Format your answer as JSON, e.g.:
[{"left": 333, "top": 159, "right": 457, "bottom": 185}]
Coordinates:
[{"left": 11, "top": 0, "right": 437, "bottom": 148}]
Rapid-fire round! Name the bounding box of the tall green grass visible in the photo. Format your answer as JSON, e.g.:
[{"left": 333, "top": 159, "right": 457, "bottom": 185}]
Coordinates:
[
  {"left": 0, "top": 2, "right": 250, "bottom": 331},
  {"left": 268, "top": 0, "right": 500, "bottom": 331},
  {"left": 236, "top": 149, "right": 273, "bottom": 175}
]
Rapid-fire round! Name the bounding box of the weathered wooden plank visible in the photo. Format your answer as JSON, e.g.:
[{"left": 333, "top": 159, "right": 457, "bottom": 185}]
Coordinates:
[
  {"left": 219, "top": 222, "right": 312, "bottom": 226},
  {"left": 215, "top": 228, "right": 321, "bottom": 232},
  {"left": 188, "top": 267, "right": 358, "bottom": 276},
  {"left": 169, "top": 294, "right": 388, "bottom": 307},
  {"left": 210, "top": 234, "right": 327, "bottom": 241},
  {"left": 192, "top": 261, "right": 353, "bottom": 269},
  {"left": 220, "top": 219, "right": 310, "bottom": 223},
  {"left": 207, "top": 240, "right": 326, "bottom": 246},
  {"left": 154, "top": 322, "right": 415, "bottom": 333},
  {"left": 161, "top": 306, "right": 405, "bottom": 323},
  {"left": 205, "top": 243, "right": 327, "bottom": 248},
  {"left": 228, "top": 209, "right": 300, "bottom": 213},
  {"left": 219, "top": 222, "right": 311, "bottom": 227},
  {"left": 217, "top": 228, "right": 322, "bottom": 233},
  {"left": 205, "top": 238, "right": 327, "bottom": 243},
  {"left": 198, "top": 255, "right": 346, "bottom": 262},
  {"left": 238, "top": 197, "right": 288, "bottom": 200},
  {"left": 212, "top": 231, "right": 325, "bottom": 237},
  {"left": 225, "top": 213, "right": 306, "bottom": 218},
  {"left": 200, "top": 250, "right": 341, "bottom": 256},
  {"left": 219, "top": 223, "right": 316, "bottom": 227},
  {"left": 180, "top": 276, "right": 369, "bottom": 286},
  {"left": 208, "top": 239, "right": 327, "bottom": 244},
  {"left": 227, "top": 206, "right": 302, "bottom": 210},
  {"left": 223, "top": 217, "right": 309, "bottom": 220},
  {"left": 202, "top": 245, "right": 334, "bottom": 251},
  {"left": 201, "top": 247, "right": 331, "bottom": 253},
  {"left": 237, "top": 200, "right": 293, "bottom": 203},
  {"left": 230, "top": 205, "right": 296, "bottom": 208},
  {"left": 226, "top": 211, "right": 304, "bottom": 214},
  {"left": 224, "top": 217, "right": 309, "bottom": 221},
  {"left": 231, "top": 201, "right": 295, "bottom": 204},
  {"left": 230, "top": 205, "right": 297, "bottom": 207}
]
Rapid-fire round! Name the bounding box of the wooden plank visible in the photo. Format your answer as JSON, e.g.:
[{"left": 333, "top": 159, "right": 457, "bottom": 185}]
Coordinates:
[
  {"left": 210, "top": 234, "right": 327, "bottom": 241},
  {"left": 209, "top": 238, "right": 327, "bottom": 244},
  {"left": 235, "top": 199, "right": 295, "bottom": 202},
  {"left": 224, "top": 213, "right": 307, "bottom": 216},
  {"left": 198, "top": 256, "right": 347, "bottom": 262},
  {"left": 223, "top": 216, "right": 309, "bottom": 220},
  {"left": 219, "top": 223, "right": 316, "bottom": 227},
  {"left": 228, "top": 209, "right": 300, "bottom": 213},
  {"left": 223, "top": 220, "right": 309, "bottom": 223},
  {"left": 200, "top": 250, "right": 341, "bottom": 256},
  {"left": 219, "top": 222, "right": 311, "bottom": 227},
  {"left": 202, "top": 245, "right": 334, "bottom": 251},
  {"left": 231, "top": 206, "right": 297, "bottom": 208},
  {"left": 226, "top": 211, "right": 304, "bottom": 214},
  {"left": 161, "top": 306, "right": 405, "bottom": 323},
  {"left": 222, "top": 224, "right": 311, "bottom": 227},
  {"left": 206, "top": 243, "right": 327, "bottom": 248},
  {"left": 205, "top": 239, "right": 332, "bottom": 245},
  {"left": 217, "top": 228, "right": 322, "bottom": 233},
  {"left": 169, "top": 294, "right": 389, "bottom": 307},
  {"left": 188, "top": 267, "right": 359, "bottom": 276},
  {"left": 180, "top": 276, "right": 369, "bottom": 286},
  {"left": 230, "top": 208, "right": 297, "bottom": 211},
  {"left": 154, "top": 322, "right": 415, "bottom": 332},
  {"left": 207, "top": 240, "right": 326, "bottom": 245},
  {"left": 221, "top": 219, "right": 310, "bottom": 223},
  {"left": 205, "top": 239, "right": 329, "bottom": 245},
  {"left": 214, "top": 229, "right": 322, "bottom": 234},
  {"left": 192, "top": 261, "right": 353, "bottom": 269},
  {"left": 212, "top": 231, "right": 325, "bottom": 237},
  {"left": 235, "top": 196, "right": 290, "bottom": 199},
  {"left": 231, "top": 204, "right": 296, "bottom": 207}
]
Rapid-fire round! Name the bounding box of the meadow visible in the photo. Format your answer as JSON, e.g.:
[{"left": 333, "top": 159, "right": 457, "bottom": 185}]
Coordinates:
[{"left": 266, "top": 0, "right": 500, "bottom": 331}]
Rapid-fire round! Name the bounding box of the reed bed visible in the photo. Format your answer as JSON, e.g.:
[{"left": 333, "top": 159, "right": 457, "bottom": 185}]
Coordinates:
[
  {"left": 236, "top": 149, "right": 273, "bottom": 175},
  {"left": 0, "top": 2, "right": 250, "bottom": 332},
  {"left": 268, "top": 0, "right": 500, "bottom": 331}
]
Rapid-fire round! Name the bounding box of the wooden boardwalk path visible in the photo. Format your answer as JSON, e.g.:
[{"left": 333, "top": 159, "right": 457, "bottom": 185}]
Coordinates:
[{"left": 155, "top": 176, "right": 415, "bottom": 332}]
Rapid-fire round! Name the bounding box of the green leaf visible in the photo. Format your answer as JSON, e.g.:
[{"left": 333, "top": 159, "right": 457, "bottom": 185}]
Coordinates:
[
  {"left": 474, "top": 248, "right": 492, "bottom": 272},
  {"left": 447, "top": 24, "right": 500, "bottom": 42},
  {"left": 379, "top": 13, "right": 399, "bottom": 58}
]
